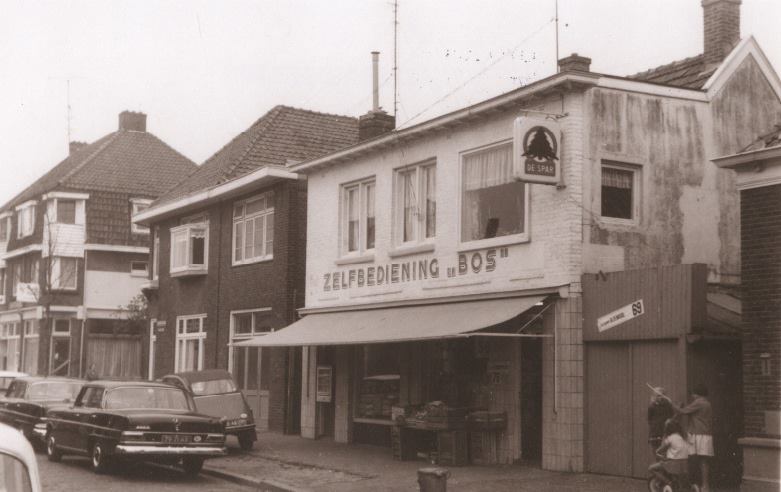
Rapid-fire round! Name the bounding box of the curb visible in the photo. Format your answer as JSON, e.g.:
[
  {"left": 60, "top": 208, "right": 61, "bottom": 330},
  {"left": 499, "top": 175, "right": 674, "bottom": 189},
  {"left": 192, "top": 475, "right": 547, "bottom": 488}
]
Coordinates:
[{"left": 202, "top": 466, "right": 303, "bottom": 492}]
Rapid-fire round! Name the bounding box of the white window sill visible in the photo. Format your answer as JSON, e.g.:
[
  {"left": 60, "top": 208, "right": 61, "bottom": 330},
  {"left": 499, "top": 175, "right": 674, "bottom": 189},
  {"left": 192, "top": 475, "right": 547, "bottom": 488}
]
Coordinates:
[
  {"left": 141, "top": 279, "right": 159, "bottom": 290},
  {"left": 598, "top": 216, "right": 640, "bottom": 228},
  {"left": 335, "top": 253, "right": 375, "bottom": 266},
  {"left": 458, "top": 234, "right": 529, "bottom": 252},
  {"left": 388, "top": 242, "right": 435, "bottom": 258},
  {"left": 232, "top": 255, "right": 273, "bottom": 267},
  {"left": 170, "top": 266, "right": 208, "bottom": 278},
  {"left": 130, "top": 272, "right": 149, "bottom": 278},
  {"left": 131, "top": 229, "right": 150, "bottom": 235}
]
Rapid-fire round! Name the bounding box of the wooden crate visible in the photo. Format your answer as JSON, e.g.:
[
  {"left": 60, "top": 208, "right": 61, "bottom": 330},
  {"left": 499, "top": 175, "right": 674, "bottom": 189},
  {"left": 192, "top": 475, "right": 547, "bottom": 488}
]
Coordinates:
[
  {"left": 437, "top": 430, "right": 468, "bottom": 466},
  {"left": 469, "top": 431, "right": 499, "bottom": 465}
]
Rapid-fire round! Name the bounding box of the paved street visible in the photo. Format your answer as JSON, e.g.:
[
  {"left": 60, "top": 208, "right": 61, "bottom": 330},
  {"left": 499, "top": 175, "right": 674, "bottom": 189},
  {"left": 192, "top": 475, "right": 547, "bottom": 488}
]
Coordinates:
[{"left": 37, "top": 453, "right": 255, "bottom": 492}]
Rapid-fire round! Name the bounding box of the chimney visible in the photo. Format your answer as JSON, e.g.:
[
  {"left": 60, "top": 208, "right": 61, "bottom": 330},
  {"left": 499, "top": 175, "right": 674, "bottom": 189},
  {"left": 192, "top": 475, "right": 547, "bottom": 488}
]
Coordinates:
[
  {"left": 118, "top": 110, "right": 147, "bottom": 132},
  {"left": 702, "top": 0, "right": 741, "bottom": 66},
  {"left": 69, "top": 141, "right": 87, "bottom": 155},
  {"left": 558, "top": 53, "right": 591, "bottom": 73},
  {"left": 358, "top": 51, "right": 395, "bottom": 142}
]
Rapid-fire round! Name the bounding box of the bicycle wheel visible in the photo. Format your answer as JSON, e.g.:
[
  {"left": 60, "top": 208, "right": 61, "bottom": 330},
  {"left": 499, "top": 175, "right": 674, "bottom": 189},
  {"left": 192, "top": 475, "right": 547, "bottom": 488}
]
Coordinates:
[{"left": 647, "top": 476, "right": 665, "bottom": 492}]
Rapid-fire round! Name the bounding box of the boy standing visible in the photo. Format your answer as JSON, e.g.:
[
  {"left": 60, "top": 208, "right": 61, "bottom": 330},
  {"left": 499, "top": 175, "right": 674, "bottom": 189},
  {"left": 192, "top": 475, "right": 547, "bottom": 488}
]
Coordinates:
[{"left": 675, "top": 384, "right": 713, "bottom": 492}]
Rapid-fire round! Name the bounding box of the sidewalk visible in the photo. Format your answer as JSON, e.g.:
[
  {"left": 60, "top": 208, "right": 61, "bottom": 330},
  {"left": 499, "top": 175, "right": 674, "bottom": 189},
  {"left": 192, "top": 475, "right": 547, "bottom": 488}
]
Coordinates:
[{"left": 203, "top": 430, "right": 747, "bottom": 492}]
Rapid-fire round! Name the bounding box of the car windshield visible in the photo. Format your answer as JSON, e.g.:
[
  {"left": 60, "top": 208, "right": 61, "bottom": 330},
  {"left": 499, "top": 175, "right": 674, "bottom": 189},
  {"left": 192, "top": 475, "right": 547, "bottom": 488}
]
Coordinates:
[
  {"left": 28, "top": 382, "right": 82, "bottom": 401},
  {"left": 190, "top": 379, "right": 237, "bottom": 396},
  {"left": 104, "top": 387, "right": 191, "bottom": 410}
]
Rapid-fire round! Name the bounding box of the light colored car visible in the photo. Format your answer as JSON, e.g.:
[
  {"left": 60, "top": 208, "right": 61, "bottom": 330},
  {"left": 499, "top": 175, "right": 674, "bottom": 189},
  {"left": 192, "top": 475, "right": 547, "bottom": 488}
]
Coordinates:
[
  {"left": 0, "top": 371, "right": 28, "bottom": 392},
  {"left": 0, "top": 422, "right": 41, "bottom": 491}
]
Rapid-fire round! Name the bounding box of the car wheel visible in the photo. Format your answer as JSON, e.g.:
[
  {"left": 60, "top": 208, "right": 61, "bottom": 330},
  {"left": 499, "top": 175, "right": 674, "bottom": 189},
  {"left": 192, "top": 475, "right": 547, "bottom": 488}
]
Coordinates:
[
  {"left": 238, "top": 431, "right": 254, "bottom": 451},
  {"left": 182, "top": 457, "right": 204, "bottom": 477},
  {"left": 91, "top": 441, "right": 112, "bottom": 474},
  {"left": 46, "top": 433, "right": 62, "bottom": 462}
]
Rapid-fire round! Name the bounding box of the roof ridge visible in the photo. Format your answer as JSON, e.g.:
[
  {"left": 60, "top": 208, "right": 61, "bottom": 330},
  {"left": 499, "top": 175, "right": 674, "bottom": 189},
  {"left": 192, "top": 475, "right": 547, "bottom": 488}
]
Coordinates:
[
  {"left": 629, "top": 53, "right": 704, "bottom": 78},
  {"left": 274, "top": 104, "right": 358, "bottom": 122},
  {"left": 217, "top": 105, "right": 287, "bottom": 183},
  {"left": 58, "top": 131, "right": 120, "bottom": 185}
]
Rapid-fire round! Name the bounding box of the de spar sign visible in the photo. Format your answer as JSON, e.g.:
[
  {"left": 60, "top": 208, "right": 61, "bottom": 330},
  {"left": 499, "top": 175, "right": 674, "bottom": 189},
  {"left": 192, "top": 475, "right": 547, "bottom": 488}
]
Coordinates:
[
  {"left": 597, "top": 300, "right": 645, "bottom": 332},
  {"left": 513, "top": 116, "right": 561, "bottom": 185}
]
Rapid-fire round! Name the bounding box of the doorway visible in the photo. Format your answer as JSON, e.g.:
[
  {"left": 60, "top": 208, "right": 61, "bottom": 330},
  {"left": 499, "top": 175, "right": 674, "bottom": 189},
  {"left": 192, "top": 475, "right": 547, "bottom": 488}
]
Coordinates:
[
  {"left": 50, "top": 319, "right": 72, "bottom": 376},
  {"left": 520, "top": 338, "right": 542, "bottom": 463}
]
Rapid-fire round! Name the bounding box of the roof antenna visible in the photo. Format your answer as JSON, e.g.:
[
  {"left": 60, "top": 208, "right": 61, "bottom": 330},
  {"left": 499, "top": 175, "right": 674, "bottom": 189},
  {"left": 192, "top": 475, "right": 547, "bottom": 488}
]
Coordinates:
[
  {"left": 555, "top": 0, "right": 560, "bottom": 73},
  {"left": 67, "top": 79, "right": 72, "bottom": 145},
  {"left": 393, "top": 0, "right": 398, "bottom": 116}
]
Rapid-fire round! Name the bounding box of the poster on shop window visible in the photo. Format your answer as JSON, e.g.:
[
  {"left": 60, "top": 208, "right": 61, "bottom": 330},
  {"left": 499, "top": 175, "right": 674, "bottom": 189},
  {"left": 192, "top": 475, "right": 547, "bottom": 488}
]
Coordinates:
[
  {"left": 513, "top": 116, "right": 561, "bottom": 185},
  {"left": 316, "top": 365, "right": 333, "bottom": 403}
]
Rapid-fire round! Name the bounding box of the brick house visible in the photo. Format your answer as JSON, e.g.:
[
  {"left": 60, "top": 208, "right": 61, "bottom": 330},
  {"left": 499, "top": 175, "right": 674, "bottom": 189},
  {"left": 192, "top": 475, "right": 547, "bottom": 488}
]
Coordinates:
[
  {"left": 134, "top": 105, "right": 358, "bottom": 434},
  {"left": 714, "top": 125, "right": 781, "bottom": 488},
  {"left": 0, "top": 111, "right": 196, "bottom": 378},
  {"left": 232, "top": 0, "right": 780, "bottom": 482}
]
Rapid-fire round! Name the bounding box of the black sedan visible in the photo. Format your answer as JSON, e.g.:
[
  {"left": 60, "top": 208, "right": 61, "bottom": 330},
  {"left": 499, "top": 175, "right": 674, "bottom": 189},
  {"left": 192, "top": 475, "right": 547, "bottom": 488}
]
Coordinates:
[
  {"left": 0, "top": 376, "right": 83, "bottom": 447},
  {"left": 45, "top": 380, "right": 227, "bottom": 476},
  {"left": 162, "top": 369, "right": 256, "bottom": 450}
]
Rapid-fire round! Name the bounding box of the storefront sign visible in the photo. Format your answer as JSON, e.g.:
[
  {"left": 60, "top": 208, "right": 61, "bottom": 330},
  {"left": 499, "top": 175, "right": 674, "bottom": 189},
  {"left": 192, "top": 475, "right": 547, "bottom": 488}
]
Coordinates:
[
  {"left": 597, "top": 299, "right": 644, "bottom": 332},
  {"left": 322, "top": 247, "right": 510, "bottom": 292},
  {"left": 316, "top": 365, "right": 333, "bottom": 403},
  {"left": 513, "top": 116, "right": 561, "bottom": 185}
]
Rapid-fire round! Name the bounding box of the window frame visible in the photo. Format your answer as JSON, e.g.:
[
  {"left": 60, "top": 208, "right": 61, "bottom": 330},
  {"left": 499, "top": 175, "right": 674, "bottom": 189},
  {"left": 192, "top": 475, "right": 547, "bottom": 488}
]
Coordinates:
[
  {"left": 55, "top": 199, "right": 77, "bottom": 225},
  {"left": 232, "top": 192, "right": 275, "bottom": 266},
  {"left": 458, "top": 140, "right": 530, "bottom": 250},
  {"left": 0, "top": 215, "right": 10, "bottom": 242},
  {"left": 599, "top": 160, "right": 642, "bottom": 226},
  {"left": 393, "top": 161, "right": 436, "bottom": 248},
  {"left": 51, "top": 257, "right": 78, "bottom": 290},
  {"left": 130, "top": 260, "right": 149, "bottom": 277},
  {"left": 228, "top": 308, "right": 275, "bottom": 392},
  {"left": 169, "top": 222, "right": 209, "bottom": 275},
  {"left": 340, "top": 178, "right": 376, "bottom": 258},
  {"left": 152, "top": 230, "right": 160, "bottom": 280},
  {"left": 130, "top": 199, "right": 152, "bottom": 234},
  {"left": 15, "top": 203, "right": 36, "bottom": 239},
  {"left": 175, "top": 314, "right": 206, "bottom": 372}
]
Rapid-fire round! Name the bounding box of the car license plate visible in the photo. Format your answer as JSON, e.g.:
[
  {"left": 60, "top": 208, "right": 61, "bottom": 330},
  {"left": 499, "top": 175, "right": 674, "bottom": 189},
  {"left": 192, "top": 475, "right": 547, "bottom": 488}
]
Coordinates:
[
  {"left": 161, "top": 434, "right": 192, "bottom": 444},
  {"left": 227, "top": 418, "right": 247, "bottom": 427}
]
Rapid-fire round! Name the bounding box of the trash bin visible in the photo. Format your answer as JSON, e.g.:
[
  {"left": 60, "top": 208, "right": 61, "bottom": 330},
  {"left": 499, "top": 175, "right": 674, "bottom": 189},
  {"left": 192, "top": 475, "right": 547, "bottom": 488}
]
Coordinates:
[{"left": 417, "top": 467, "right": 450, "bottom": 492}]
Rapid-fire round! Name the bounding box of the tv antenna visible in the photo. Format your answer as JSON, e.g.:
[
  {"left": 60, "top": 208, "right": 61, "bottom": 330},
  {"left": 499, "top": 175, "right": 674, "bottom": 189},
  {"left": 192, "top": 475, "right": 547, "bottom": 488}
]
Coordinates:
[{"left": 393, "top": 0, "right": 398, "bottom": 116}]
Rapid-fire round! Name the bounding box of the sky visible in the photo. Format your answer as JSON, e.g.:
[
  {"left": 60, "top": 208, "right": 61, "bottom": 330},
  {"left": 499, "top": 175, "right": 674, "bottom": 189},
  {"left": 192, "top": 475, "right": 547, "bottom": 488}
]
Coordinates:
[{"left": 1, "top": 0, "right": 780, "bottom": 206}]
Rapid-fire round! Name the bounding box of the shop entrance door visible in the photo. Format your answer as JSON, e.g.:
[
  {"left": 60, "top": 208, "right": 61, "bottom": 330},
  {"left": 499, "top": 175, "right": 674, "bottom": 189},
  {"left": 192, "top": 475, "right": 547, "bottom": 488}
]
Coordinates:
[
  {"left": 233, "top": 345, "right": 269, "bottom": 430},
  {"left": 520, "top": 338, "right": 542, "bottom": 463},
  {"left": 51, "top": 337, "right": 71, "bottom": 376}
]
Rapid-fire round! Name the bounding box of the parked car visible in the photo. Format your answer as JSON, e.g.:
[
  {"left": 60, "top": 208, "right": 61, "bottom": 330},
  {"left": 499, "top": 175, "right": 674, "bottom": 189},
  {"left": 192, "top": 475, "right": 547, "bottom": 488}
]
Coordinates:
[
  {"left": 0, "top": 376, "right": 83, "bottom": 447},
  {"left": 0, "top": 423, "right": 41, "bottom": 492},
  {"left": 162, "top": 369, "right": 257, "bottom": 450},
  {"left": 45, "top": 380, "right": 227, "bottom": 475},
  {"left": 0, "top": 371, "right": 28, "bottom": 392}
]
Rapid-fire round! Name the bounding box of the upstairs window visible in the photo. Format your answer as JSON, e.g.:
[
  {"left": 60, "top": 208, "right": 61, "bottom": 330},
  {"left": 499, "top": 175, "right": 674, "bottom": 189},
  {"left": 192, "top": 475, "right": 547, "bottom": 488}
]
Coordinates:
[
  {"left": 232, "top": 192, "right": 274, "bottom": 265},
  {"left": 130, "top": 199, "right": 152, "bottom": 234},
  {"left": 395, "top": 162, "right": 436, "bottom": 245},
  {"left": 601, "top": 162, "right": 640, "bottom": 223},
  {"left": 56, "top": 200, "right": 76, "bottom": 224},
  {"left": 0, "top": 216, "right": 9, "bottom": 242},
  {"left": 461, "top": 142, "right": 528, "bottom": 244},
  {"left": 51, "top": 257, "right": 77, "bottom": 290},
  {"left": 16, "top": 204, "right": 36, "bottom": 238},
  {"left": 342, "top": 179, "right": 375, "bottom": 255},
  {"left": 170, "top": 223, "right": 208, "bottom": 274},
  {"left": 130, "top": 261, "right": 148, "bottom": 277}
]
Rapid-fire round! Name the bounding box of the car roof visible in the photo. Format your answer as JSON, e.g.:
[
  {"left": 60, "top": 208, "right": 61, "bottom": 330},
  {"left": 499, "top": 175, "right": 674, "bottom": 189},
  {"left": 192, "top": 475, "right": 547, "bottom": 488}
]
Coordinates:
[
  {"left": 87, "top": 380, "right": 181, "bottom": 389},
  {"left": 165, "top": 369, "right": 233, "bottom": 383},
  {"left": 15, "top": 376, "right": 83, "bottom": 384},
  {"left": 0, "top": 371, "right": 28, "bottom": 378},
  {"left": 0, "top": 423, "right": 42, "bottom": 491}
]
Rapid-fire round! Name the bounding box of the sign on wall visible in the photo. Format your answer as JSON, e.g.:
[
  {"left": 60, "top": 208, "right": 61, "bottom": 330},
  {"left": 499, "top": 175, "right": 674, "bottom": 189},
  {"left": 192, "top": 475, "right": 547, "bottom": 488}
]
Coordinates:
[
  {"left": 597, "top": 299, "right": 644, "bottom": 332},
  {"left": 513, "top": 116, "right": 561, "bottom": 185}
]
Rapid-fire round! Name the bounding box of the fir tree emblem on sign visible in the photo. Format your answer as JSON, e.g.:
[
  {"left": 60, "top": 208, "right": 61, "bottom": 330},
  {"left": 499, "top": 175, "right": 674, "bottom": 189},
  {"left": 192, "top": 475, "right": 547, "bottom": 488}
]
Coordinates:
[{"left": 522, "top": 126, "right": 558, "bottom": 177}]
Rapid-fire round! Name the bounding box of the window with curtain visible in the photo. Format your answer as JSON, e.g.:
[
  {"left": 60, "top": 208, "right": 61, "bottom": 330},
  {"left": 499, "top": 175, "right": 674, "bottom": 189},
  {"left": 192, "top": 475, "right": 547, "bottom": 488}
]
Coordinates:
[
  {"left": 0, "top": 323, "right": 19, "bottom": 371},
  {"left": 394, "top": 162, "right": 436, "bottom": 245},
  {"left": 233, "top": 192, "right": 274, "bottom": 265},
  {"left": 16, "top": 205, "right": 35, "bottom": 238},
  {"left": 176, "top": 315, "right": 206, "bottom": 372},
  {"left": 461, "top": 143, "right": 526, "bottom": 243},
  {"left": 170, "top": 223, "right": 208, "bottom": 273},
  {"left": 52, "top": 257, "right": 77, "bottom": 290},
  {"left": 230, "top": 310, "right": 275, "bottom": 392},
  {"left": 22, "top": 320, "right": 38, "bottom": 375},
  {"left": 341, "top": 179, "right": 375, "bottom": 255},
  {"left": 86, "top": 336, "right": 142, "bottom": 379},
  {"left": 601, "top": 163, "right": 638, "bottom": 221},
  {"left": 56, "top": 200, "right": 76, "bottom": 224}
]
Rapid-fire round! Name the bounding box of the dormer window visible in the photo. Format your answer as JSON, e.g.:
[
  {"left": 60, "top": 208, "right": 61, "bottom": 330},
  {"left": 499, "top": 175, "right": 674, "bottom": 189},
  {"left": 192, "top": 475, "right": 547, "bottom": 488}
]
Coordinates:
[
  {"left": 170, "top": 223, "right": 208, "bottom": 276},
  {"left": 56, "top": 200, "right": 76, "bottom": 224},
  {"left": 131, "top": 199, "right": 152, "bottom": 234},
  {"left": 43, "top": 192, "right": 87, "bottom": 226},
  {"left": 15, "top": 202, "right": 36, "bottom": 238}
]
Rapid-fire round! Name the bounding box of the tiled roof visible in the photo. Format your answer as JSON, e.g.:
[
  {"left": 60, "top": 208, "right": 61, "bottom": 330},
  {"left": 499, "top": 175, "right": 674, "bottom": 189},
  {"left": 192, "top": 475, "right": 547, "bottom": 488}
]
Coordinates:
[
  {"left": 2, "top": 129, "right": 197, "bottom": 210},
  {"left": 739, "top": 124, "right": 781, "bottom": 153},
  {"left": 154, "top": 105, "right": 358, "bottom": 206},
  {"left": 628, "top": 54, "right": 717, "bottom": 90}
]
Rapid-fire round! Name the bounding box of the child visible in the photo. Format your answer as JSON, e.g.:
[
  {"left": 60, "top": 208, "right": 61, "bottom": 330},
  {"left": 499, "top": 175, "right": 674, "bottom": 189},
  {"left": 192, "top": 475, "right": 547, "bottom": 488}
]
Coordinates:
[{"left": 648, "top": 418, "right": 690, "bottom": 486}]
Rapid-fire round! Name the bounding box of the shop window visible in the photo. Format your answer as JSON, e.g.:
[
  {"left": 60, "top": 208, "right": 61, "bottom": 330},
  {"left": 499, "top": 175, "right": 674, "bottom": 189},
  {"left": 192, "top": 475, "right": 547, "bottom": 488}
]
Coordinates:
[
  {"left": 341, "top": 179, "right": 375, "bottom": 256},
  {"left": 56, "top": 200, "right": 76, "bottom": 224},
  {"left": 355, "top": 344, "right": 400, "bottom": 420},
  {"left": 395, "top": 162, "right": 436, "bottom": 245},
  {"left": 170, "top": 223, "right": 208, "bottom": 275},
  {"left": 232, "top": 192, "right": 274, "bottom": 265},
  {"left": 461, "top": 143, "right": 528, "bottom": 245},
  {"left": 175, "top": 315, "right": 206, "bottom": 372},
  {"left": 131, "top": 199, "right": 152, "bottom": 234},
  {"left": 0, "top": 322, "right": 20, "bottom": 371},
  {"left": 601, "top": 162, "right": 640, "bottom": 222},
  {"left": 229, "top": 310, "right": 275, "bottom": 392},
  {"left": 52, "top": 257, "right": 77, "bottom": 290},
  {"left": 16, "top": 203, "right": 36, "bottom": 238}
]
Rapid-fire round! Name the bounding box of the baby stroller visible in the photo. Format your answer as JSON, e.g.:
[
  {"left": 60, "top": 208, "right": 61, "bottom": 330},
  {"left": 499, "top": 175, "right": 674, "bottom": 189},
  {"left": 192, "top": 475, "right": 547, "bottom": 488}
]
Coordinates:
[{"left": 647, "top": 457, "right": 700, "bottom": 492}]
